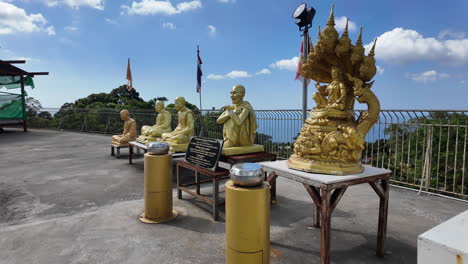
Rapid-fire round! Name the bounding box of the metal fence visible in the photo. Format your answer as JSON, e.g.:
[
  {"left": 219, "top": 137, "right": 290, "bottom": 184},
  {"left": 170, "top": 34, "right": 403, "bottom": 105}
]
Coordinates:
[{"left": 33, "top": 108, "right": 467, "bottom": 199}]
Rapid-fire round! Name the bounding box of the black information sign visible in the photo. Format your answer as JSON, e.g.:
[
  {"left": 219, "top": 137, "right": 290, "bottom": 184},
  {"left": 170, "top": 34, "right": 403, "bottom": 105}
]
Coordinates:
[{"left": 185, "top": 137, "right": 224, "bottom": 171}]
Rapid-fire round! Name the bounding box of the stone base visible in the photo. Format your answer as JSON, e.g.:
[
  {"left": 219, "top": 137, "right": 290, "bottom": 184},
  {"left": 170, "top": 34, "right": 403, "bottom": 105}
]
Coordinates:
[
  {"left": 136, "top": 135, "right": 159, "bottom": 145},
  {"left": 222, "top": 144, "right": 265, "bottom": 156},
  {"left": 169, "top": 143, "right": 189, "bottom": 153},
  {"left": 287, "top": 154, "right": 363, "bottom": 175}
]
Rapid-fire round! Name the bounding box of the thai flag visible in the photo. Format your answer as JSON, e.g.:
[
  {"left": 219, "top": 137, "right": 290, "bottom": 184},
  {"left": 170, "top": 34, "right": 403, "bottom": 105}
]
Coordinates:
[
  {"left": 196, "top": 47, "right": 203, "bottom": 93},
  {"left": 295, "top": 37, "right": 311, "bottom": 84}
]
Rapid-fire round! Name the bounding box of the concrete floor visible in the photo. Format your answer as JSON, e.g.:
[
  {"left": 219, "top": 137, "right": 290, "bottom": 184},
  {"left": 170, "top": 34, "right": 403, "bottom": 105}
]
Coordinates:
[{"left": 0, "top": 128, "right": 467, "bottom": 264}]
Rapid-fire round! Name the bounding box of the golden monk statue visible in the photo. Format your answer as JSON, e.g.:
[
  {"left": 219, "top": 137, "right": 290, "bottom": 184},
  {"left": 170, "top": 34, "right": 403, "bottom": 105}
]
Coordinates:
[
  {"left": 161, "top": 97, "right": 194, "bottom": 152},
  {"left": 216, "top": 85, "right": 264, "bottom": 155},
  {"left": 288, "top": 4, "right": 380, "bottom": 175},
  {"left": 112, "top": 109, "right": 137, "bottom": 145},
  {"left": 137, "top": 101, "right": 172, "bottom": 144}
]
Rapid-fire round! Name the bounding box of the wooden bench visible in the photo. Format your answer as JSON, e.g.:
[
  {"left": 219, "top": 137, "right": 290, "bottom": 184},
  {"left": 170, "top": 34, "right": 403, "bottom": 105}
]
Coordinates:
[
  {"left": 176, "top": 161, "right": 230, "bottom": 221},
  {"left": 111, "top": 144, "right": 130, "bottom": 158}
]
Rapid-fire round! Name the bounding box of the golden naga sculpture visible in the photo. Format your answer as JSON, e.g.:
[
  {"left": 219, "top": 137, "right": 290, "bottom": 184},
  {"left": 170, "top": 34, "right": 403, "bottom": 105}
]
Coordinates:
[
  {"left": 216, "top": 85, "right": 264, "bottom": 156},
  {"left": 161, "top": 96, "right": 195, "bottom": 153},
  {"left": 136, "top": 101, "right": 172, "bottom": 144},
  {"left": 288, "top": 4, "right": 381, "bottom": 175},
  {"left": 112, "top": 109, "right": 137, "bottom": 146}
]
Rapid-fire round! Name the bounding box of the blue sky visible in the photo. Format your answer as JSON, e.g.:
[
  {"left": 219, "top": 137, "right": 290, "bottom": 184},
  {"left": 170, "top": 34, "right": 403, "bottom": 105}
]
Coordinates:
[{"left": 0, "top": 0, "right": 467, "bottom": 110}]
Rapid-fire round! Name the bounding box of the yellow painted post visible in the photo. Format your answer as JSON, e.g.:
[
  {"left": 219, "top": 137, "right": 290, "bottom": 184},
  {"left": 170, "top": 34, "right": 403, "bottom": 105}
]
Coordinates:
[
  {"left": 225, "top": 180, "right": 270, "bottom": 264},
  {"left": 139, "top": 153, "right": 177, "bottom": 223}
]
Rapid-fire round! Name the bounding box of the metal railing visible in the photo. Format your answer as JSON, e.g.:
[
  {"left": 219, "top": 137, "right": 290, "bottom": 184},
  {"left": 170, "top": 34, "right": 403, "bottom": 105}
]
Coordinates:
[{"left": 32, "top": 108, "right": 467, "bottom": 199}]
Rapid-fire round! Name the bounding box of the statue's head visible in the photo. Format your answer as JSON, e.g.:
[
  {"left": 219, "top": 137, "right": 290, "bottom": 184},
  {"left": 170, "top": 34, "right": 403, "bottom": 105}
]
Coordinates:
[
  {"left": 120, "top": 109, "right": 129, "bottom": 121},
  {"left": 155, "top": 101, "right": 164, "bottom": 113},
  {"left": 174, "top": 96, "right": 186, "bottom": 111},
  {"left": 331, "top": 67, "right": 341, "bottom": 80},
  {"left": 230, "top": 85, "right": 245, "bottom": 105}
]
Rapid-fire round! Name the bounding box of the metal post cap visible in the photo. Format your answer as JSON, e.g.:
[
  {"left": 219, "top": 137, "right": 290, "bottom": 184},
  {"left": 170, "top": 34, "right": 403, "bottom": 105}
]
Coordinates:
[
  {"left": 230, "top": 163, "right": 264, "bottom": 187},
  {"left": 147, "top": 142, "right": 170, "bottom": 155}
]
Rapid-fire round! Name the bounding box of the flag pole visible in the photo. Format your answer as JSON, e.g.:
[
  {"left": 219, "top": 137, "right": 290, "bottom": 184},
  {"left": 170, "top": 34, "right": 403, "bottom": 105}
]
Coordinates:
[
  {"left": 301, "top": 30, "right": 309, "bottom": 124},
  {"left": 197, "top": 45, "right": 206, "bottom": 137}
]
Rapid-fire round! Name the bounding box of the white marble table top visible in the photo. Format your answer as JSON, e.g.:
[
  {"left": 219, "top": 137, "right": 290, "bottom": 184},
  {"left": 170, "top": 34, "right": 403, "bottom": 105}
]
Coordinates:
[{"left": 260, "top": 160, "right": 391, "bottom": 187}]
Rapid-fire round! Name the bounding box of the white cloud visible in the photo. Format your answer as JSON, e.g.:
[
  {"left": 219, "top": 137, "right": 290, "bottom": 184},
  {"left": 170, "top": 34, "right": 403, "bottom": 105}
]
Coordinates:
[
  {"left": 43, "top": 0, "right": 104, "bottom": 10},
  {"left": 408, "top": 70, "right": 450, "bottom": 83},
  {"left": 64, "top": 26, "right": 78, "bottom": 31},
  {"left": 122, "top": 0, "right": 201, "bottom": 15},
  {"left": 269, "top": 56, "right": 299, "bottom": 71},
  {"left": 335, "top": 16, "right": 357, "bottom": 33},
  {"left": 162, "top": 22, "right": 176, "bottom": 30},
  {"left": 0, "top": 2, "right": 55, "bottom": 35},
  {"left": 364, "top": 27, "right": 468, "bottom": 64},
  {"left": 218, "top": 0, "right": 235, "bottom": 3},
  {"left": 256, "top": 68, "right": 271, "bottom": 75},
  {"left": 460, "top": 80, "right": 468, "bottom": 86},
  {"left": 105, "top": 18, "right": 117, "bottom": 24},
  {"left": 376, "top": 65, "right": 384, "bottom": 75},
  {"left": 207, "top": 74, "right": 225, "bottom": 80},
  {"left": 208, "top": 25, "right": 216, "bottom": 37},
  {"left": 226, "top": 71, "right": 251, "bottom": 79},
  {"left": 207, "top": 70, "right": 252, "bottom": 80},
  {"left": 438, "top": 30, "right": 465, "bottom": 40}
]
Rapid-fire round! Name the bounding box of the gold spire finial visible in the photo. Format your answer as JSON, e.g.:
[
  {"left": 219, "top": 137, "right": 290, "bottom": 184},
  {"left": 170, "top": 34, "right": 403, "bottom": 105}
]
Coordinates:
[
  {"left": 342, "top": 18, "right": 349, "bottom": 37},
  {"left": 369, "top": 38, "right": 377, "bottom": 56},
  {"left": 356, "top": 26, "right": 363, "bottom": 45},
  {"left": 327, "top": 4, "right": 335, "bottom": 26}
]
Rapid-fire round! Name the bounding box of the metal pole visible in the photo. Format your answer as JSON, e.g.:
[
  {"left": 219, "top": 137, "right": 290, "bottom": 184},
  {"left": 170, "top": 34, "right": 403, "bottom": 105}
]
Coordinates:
[
  {"left": 197, "top": 45, "right": 206, "bottom": 137},
  {"left": 301, "top": 28, "right": 309, "bottom": 124}
]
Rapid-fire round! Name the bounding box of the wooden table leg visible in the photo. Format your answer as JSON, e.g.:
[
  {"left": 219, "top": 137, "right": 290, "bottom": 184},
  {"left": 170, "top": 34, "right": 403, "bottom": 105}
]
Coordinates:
[
  {"left": 196, "top": 171, "right": 200, "bottom": 195},
  {"left": 116, "top": 147, "right": 120, "bottom": 158},
  {"left": 129, "top": 146, "right": 133, "bottom": 164},
  {"left": 266, "top": 172, "right": 278, "bottom": 204},
  {"left": 320, "top": 189, "right": 331, "bottom": 264},
  {"left": 213, "top": 177, "right": 219, "bottom": 221},
  {"left": 377, "top": 178, "right": 389, "bottom": 257},
  {"left": 177, "top": 165, "right": 182, "bottom": 199},
  {"left": 303, "top": 184, "right": 322, "bottom": 228},
  {"left": 111, "top": 146, "right": 115, "bottom": 156}
]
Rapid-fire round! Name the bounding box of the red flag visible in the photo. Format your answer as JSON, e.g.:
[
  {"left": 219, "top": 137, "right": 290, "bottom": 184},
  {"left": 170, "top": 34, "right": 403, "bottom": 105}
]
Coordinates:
[
  {"left": 295, "top": 38, "right": 311, "bottom": 85},
  {"left": 126, "top": 58, "right": 133, "bottom": 91},
  {"left": 196, "top": 47, "right": 202, "bottom": 93}
]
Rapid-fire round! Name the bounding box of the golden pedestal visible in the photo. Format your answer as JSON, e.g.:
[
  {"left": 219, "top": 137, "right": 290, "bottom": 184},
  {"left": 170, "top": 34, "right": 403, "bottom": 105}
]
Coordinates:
[
  {"left": 222, "top": 144, "right": 265, "bottom": 156},
  {"left": 225, "top": 180, "right": 270, "bottom": 264},
  {"left": 139, "top": 153, "right": 177, "bottom": 224}
]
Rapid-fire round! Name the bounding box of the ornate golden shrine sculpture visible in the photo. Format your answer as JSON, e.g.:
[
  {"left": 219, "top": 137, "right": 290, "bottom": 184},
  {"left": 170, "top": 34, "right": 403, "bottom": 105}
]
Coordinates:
[
  {"left": 112, "top": 109, "right": 137, "bottom": 146},
  {"left": 216, "top": 85, "right": 264, "bottom": 155},
  {"left": 137, "top": 101, "right": 172, "bottom": 144},
  {"left": 288, "top": 5, "right": 380, "bottom": 175},
  {"left": 161, "top": 96, "right": 195, "bottom": 153}
]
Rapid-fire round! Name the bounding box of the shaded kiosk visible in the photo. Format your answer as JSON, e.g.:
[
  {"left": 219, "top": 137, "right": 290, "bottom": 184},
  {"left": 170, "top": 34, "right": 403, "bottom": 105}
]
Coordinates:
[{"left": 0, "top": 60, "right": 48, "bottom": 132}]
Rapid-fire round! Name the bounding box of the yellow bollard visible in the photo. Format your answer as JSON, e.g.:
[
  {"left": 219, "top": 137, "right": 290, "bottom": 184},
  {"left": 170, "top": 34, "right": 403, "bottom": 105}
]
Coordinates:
[
  {"left": 139, "top": 153, "right": 177, "bottom": 224},
  {"left": 225, "top": 180, "right": 270, "bottom": 264}
]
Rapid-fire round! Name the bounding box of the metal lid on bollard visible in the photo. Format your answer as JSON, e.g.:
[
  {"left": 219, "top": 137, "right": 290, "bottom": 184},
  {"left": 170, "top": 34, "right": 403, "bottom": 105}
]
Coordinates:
[
  {"left": 147, "top": 142, "right": 170, "bottom": 155},
  {"left": 230, "top": 163, "right": 264, "bottom": 187}
]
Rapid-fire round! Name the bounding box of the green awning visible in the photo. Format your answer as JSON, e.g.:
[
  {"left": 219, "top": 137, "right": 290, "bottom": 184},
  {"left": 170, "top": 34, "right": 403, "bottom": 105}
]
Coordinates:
[{"left": 0, "top": 76, "right": 35, "bottom": 89}]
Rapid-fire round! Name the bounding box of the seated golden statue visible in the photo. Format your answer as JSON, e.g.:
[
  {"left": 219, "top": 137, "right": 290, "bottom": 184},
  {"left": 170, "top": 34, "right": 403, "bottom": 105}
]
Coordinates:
[
  {"left": 161, "top": 97, "right": 194, "bottom": 152},
  {"left": 137, "top": 101, "right": 172, "bottom": 144},
  {"left": 216, "top": 84, "right": 264, "bottom": 156},
  {"left": 313, "top": 67, "right": 347, "bottom": 111},
  {"left": 112, "top": 109, "right": 137, "bottom": 146}
]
